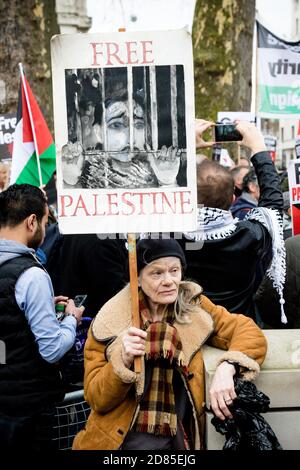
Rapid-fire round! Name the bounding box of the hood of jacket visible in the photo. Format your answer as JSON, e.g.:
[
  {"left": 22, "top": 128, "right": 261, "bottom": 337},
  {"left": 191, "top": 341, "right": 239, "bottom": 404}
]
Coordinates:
[
  {"left": 0, "top": 239, "right": 35, "bottom": 267},
  {"left": 231, "top": 192, "right": 258, "bottom": 215}
]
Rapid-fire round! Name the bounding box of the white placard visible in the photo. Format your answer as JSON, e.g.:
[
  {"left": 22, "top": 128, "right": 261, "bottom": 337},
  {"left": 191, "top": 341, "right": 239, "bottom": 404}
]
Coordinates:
[{"left": 51, "top": 30, "right": 197, "bottom": 234}]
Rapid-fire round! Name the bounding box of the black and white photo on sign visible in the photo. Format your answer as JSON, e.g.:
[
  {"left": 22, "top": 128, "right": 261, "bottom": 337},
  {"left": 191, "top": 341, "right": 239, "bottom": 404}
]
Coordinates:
[{"left": 62, "top": 65, "right": 187, "bottom": 189}]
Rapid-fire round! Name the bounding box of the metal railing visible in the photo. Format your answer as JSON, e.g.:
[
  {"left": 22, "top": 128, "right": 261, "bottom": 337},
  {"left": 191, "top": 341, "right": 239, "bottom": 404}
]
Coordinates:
[{"left": 52, "top": 390, "right": 90, "bottom": 450}]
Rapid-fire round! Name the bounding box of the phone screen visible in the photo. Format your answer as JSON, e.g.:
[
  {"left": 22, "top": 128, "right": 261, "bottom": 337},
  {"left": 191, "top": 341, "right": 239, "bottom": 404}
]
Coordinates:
[
  {"left": 74, "top": 294, "right": 87, "bottom": 308},
  {"left": 214, "top": 124, "right": 242, "bottom": 142}
]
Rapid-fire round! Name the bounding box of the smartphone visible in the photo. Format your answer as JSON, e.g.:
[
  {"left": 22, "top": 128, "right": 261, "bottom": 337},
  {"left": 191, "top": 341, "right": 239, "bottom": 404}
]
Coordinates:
[
  {"left": 73, "top": 294, "right": 87, "bottom": 308},
  {"left": 214, "top": 123, "right": 243, "bottom": 142}
]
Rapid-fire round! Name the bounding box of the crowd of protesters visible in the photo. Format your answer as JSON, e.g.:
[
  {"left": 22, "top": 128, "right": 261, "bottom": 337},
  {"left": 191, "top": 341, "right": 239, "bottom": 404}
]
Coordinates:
[{"left": 0, "top": 117, "right": 299, "bottom": 451}]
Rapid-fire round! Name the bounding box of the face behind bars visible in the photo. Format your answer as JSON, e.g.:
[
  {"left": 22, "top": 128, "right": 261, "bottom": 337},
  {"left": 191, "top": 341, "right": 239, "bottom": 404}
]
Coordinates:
[{"left": 92, "top": 97, "right": 147, "bottom": 164}]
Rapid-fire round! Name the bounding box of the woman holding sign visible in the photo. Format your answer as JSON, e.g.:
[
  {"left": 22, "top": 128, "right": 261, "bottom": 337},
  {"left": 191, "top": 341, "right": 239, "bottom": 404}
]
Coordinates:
[{"left": 73, "top": 239, "right": 266, "bottom": 450}]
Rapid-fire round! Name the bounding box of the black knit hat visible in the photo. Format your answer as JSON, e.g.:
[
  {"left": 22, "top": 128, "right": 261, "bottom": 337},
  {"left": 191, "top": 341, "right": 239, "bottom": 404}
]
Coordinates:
[{"left": 136, "top": 238, "right": 186, "bottom": 273}]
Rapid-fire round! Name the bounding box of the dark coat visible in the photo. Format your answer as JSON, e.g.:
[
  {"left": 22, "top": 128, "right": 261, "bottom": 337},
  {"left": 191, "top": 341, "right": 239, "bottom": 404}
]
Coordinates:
[
  {"left": 178, "top": 151, "right": 283, "bottom": 319},
  {"left": 48, "top": 234, "right": 128, "bottom": 317},
  {"left": 255, "top": 235, "right": 300, "bottom": 328}
]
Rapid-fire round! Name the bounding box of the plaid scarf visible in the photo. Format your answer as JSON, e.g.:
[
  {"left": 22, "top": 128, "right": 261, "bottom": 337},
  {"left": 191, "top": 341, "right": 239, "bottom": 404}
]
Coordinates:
[{"left": 135, "top": 291, "right": 187, "bottom": 437}]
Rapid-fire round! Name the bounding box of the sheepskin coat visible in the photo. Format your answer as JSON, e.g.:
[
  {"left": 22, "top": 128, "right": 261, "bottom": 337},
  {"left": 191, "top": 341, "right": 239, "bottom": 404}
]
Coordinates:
[{"left": 73, "top": 282, "right": 267, "bottom": 450}]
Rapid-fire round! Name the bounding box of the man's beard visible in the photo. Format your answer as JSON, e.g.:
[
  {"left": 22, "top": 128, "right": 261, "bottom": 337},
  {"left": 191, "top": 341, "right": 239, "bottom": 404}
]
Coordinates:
[{"left": 28, "top": 223, "right": 44, "bottom": 250}]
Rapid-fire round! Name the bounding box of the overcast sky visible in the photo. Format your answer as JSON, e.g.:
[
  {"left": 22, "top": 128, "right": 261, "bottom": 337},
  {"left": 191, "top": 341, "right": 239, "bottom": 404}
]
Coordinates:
[
  {"left": 256, "top": 0, "right": 293, "bottom": 39},
  {"left": 87, "top": 0, "right": 294, "bottom": 39}
]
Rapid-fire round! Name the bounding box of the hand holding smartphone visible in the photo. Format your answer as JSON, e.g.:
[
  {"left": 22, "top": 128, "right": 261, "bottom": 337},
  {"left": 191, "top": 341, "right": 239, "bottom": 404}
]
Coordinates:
[{"left": 213, "top": 123, "right": 243, "bottom": 143}]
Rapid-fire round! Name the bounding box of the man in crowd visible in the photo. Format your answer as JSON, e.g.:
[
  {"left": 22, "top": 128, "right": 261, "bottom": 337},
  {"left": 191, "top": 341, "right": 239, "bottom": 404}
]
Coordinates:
[
  {"left": 230, "top": 165, "right": 250, "bottom": 197},
  {"left": 0, "top": 184, "right": 84, "bottom": 450},
  {"left": 230, "top": 169, "right": 260, "bottom": 219}
]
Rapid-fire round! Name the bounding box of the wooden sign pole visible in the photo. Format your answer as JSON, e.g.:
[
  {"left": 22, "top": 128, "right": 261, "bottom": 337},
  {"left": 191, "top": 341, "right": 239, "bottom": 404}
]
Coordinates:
[{"left": 127, "top": 233, "right": 142, "bottom": 374}]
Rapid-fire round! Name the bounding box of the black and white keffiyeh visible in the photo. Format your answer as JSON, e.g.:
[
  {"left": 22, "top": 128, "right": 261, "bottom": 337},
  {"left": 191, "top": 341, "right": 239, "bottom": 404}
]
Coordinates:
[
  {"left": 245, "top": 207, "right": 287, "bottom": 324},
  {"left": 184, "top": 207, "right": 239, "bottom": 241}
]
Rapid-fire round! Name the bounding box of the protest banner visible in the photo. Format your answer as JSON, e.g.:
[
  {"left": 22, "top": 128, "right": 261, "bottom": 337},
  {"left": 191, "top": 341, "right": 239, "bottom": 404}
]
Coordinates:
[
  {"left": 263, "top": 134, "right": 277, "bottom": 162},
  {"left": 256, "top": 20, "right": 300, "bottom": 118},
  {"left": 295, "top": 136, "right": 300, "bottom": 159},
  {"left": 217, "top": 111, "right": 256, "bottom": 124},
  {"left": 51, "top": 30, "right": 197, "bottom": 235},
  {"left": 288, "top": 159, "right": 300, "bottom": 235}
]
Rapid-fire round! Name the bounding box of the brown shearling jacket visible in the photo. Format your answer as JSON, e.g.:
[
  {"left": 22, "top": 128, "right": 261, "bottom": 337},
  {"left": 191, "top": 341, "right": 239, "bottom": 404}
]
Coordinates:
[{"left": 73, "top": 282, "right": 267, "bottom": 450}]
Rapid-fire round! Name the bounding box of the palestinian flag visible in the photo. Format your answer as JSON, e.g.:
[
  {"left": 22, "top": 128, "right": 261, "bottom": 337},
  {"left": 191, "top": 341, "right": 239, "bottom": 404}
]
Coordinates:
[{"left": 10, "top": 71, "right": 56, "bottom": 187}]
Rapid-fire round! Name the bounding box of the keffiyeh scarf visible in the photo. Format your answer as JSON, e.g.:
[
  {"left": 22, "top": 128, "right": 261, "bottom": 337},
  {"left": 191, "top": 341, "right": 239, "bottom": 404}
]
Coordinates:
[
  {"left": 184, "top": 207, "right": 239, "bottom": 241},
  {"left": 135, "top": 292, "right": 187, "bottom": 437},
  {"left": 184, "top": 206, "right": 287, "bottom": 324}
]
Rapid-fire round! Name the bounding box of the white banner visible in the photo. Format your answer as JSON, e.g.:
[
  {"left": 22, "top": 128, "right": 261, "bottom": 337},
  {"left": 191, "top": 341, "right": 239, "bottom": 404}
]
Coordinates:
[
  {"left": 257, "top": 21, "right": 300, "bottom": 118},
  {"left": 51, "top": 30, "right": 197, "bottom": 234}
]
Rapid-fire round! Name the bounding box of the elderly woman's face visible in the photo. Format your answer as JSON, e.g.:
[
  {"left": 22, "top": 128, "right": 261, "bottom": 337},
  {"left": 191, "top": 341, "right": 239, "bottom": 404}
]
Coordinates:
[{"left": 139, "top": 256, "right": 182, "bottom": 306}]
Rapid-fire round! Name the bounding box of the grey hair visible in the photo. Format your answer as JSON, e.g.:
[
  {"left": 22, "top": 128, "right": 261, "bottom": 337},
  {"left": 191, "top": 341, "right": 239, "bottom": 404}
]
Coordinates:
[{"left": 173, "top": 284, "right": 200, "bottom": 324}]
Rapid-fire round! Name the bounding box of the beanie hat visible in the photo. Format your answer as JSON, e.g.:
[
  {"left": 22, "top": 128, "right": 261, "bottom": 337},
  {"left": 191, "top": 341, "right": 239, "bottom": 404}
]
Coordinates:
[{"left": 136, "top": 239, "right": 187, "bottom": 273}]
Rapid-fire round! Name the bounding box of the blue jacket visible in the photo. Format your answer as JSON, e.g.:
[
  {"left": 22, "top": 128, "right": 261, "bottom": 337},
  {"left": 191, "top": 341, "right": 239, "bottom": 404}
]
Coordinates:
[{"left": 230, "top": 192, "right": 258, "bottom": 220}]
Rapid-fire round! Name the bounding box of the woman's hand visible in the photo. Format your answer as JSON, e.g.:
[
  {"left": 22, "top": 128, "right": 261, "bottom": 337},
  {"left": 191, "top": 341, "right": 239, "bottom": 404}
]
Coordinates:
[
  {"left": 121, "top": 327, "right": 147, "bottom": 368},
  {"left": 209, "top": 361, "right": 237, "bottom": 420},
  {"left": 195, "top": 119, "right": 215, "bottom": 149},
  {"left": 148, "top": 145, "right": 182, "bottom": 186}
]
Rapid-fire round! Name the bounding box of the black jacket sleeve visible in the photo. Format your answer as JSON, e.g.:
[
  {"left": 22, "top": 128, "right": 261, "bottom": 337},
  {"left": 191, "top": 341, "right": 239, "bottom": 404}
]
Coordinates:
[{"left": 251, "top": 151, "right": 283, "bottom": 214}]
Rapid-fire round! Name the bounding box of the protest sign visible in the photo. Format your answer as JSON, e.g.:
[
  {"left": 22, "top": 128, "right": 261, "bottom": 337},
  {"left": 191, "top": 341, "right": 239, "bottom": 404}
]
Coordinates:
[
  {"left": 217, "top": 111, "right": 256, "bottom": 124},
  {"left": 295, "top": 135, "right": 300, "bottom": 159},
  {"left": 51, "top": 30, "right": 197, "bottom": 234},
  {"left": 263, "top": 134, "right": 277, "bottom": 162},
  {"left": 0, "top": 113, "right": 16, "bottom": 162}
]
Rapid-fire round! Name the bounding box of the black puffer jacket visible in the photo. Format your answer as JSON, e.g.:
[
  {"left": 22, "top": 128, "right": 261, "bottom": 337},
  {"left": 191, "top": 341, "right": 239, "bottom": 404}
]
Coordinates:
[
  {"left": 255, "top": 235, "right": 300, "bottom": 328},
  {"left": 178, "top": 151, "right": 283, "bottom": 319}
]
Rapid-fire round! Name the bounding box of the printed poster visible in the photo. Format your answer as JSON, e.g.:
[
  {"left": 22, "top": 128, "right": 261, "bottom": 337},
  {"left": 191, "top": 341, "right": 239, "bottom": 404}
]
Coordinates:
[
  {"left": 51, "top": 30, "right": 197, "bottom": 234},
  {"left": 0, "top": 113, "right": 16, "bottom": 162}
]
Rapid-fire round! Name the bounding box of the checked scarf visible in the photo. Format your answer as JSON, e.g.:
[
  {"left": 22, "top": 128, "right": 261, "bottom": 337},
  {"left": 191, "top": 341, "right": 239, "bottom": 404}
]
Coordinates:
[{"left": 135, "top": 291, "right": 187, "bottom": 437}]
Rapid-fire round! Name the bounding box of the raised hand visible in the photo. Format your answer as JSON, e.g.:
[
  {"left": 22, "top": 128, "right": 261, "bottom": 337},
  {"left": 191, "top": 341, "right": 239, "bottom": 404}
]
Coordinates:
[
  {"left": 235, "top": 121, "right": 267, "bottom": 155},
  {"left": 195, "top": 119, "right": 215, "bottom": 148}
]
